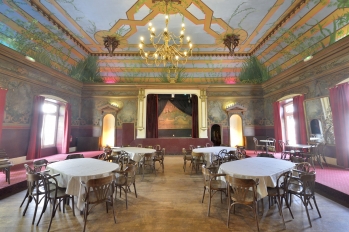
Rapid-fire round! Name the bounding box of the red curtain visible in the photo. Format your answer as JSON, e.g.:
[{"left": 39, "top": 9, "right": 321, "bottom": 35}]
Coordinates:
[
  {"left": 273, "top": 101, "right": 282, "bottom": 152},
  {"left": 293, "top": 95, "right": 307, "bottom": 144},
  {"left": 146, "top": 94, "right": 158, "bottom": 138},
  {"left": 330, "top": 83, "right": 349, "bottom": 168},
  {"left": 0, "top": 88, "right": 8, "bottom": 143},
  {"left": 62, "top": 103, "right": 71, "bottom": 154},
  {"left": 26, "top": 96, "right": 45, "bottom": 160},
  {"left": 192, "top": 95, "right": 198, "bottom": 138}
]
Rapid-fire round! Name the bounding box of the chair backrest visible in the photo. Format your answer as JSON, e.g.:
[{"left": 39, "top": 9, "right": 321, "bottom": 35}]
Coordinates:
[
  {"left": 154, "top": 150, "right": 164, "bottom": 159},
  {"left": 192, "top": 152, "right": 204, "bottom": 160},
  {"left": 300, "top": 171, "right": 316, "bottom": 196},
  {"left": 33, "top": 159, "right": 49, "bottom": 172},
  {"left": 66, "top": 154, "right": 84, "bottom": 159},
  {"left": 316, "top": 142, "right": 325, "bottom": 155},
  {"left": 124, "top": 164, "right": 137, "bottom": 183},
  {"left": 189, "top": 145, "right": 195, "bottom": 151},
  {"left": 145, "top": 145, "right": 153, "bottom": 149},
  {"left": 257, "top": 153, "right": 275, "bottom": 158},
  {"left": 226, "top": 175, "right": 259, "bottom": 203},
  {"left": 276, "top": 171, "right": 292, "bottom": 192},
  {"left": 84, "top": 175, "right": 114, "bottom": 204},
  {"left": 278, "top": 140, "right": 285, "bottom": 151},
  {"left": 253, "top": 137, "right": 258, "bottom": 145},
  {"left": 155, "top": 145, "right": 161, "bottom": 151},
  {"left": 137, "top": 144, "right": 142, "bottom": 148},
  {"left": 205, "top": 143, "right": 212, "bottom": 147},
  {"left": 294, "top": 162, "right": 313, "bottom": 173},
  {"left": 24, "top": 163, "right": 36, "bottom": 174}
]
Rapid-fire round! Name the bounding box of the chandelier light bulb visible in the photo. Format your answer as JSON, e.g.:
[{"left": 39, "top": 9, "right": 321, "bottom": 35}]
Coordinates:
[
  {"left": 182, "top": 23, "right": 185, "bottom": 27},
  {"left": 175, "top": 56, "right": 179, "bottom": 60},
  {"left": 184, "top": 51, "right": 187, "bottom": 56},
  {"left": 165, "top": 15, "right": 168, "bottom": 19},
  {"left": 149, "top": 22, "right": 152, "bottom": 27},
  {"left": 139, "top": 44, "right": 143, "bottom": 49},
  {"left": 189, "top": 43, "right": 192, "bottom": 48},
  {"left": 164, "top": 28, "right": 167, "bottom": 32},
  {"left": 180, "top": 31, "right": 184, "bottom": 35},
  {"left": 140, "top": 36, "right": 144, "bottom": 41},
  {"left": 145, "top": 52, "right": 148, "bottom": 57},
  {"left": 152, "top": 27, "right": 155, "bottom": 32},
  {"left": 187, "top": 36, "right": 190, "bottom": 41}
]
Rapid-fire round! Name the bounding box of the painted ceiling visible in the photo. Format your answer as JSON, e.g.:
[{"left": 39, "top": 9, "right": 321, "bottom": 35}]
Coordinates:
[{"left": 0, "top": 0, "right": 348, "bottom": 84}]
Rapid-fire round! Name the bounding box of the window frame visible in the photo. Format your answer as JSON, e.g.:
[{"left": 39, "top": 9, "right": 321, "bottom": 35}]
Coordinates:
[{"left": 41, "top": 100, "right": 59, "bottom": 148}]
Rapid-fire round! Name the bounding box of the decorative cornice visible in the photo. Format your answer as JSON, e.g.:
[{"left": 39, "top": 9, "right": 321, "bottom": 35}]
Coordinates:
[
  {"left": 250, "top": 0, "right": 307, "bottom": 54},
  {"left": 90, "top": 52, "right": 251, "bottom": 57},
  {"left": 26, "top": 0, "right": 89, "bottom": 54}
]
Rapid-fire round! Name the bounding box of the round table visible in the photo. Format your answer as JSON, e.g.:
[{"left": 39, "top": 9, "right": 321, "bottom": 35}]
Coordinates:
[
  {"left": 47, "top": 158, "right": 119, "bottom": 210},
  {"left": 112, "top": 147, "right": 156, "bottom": 162},
  {"left": 218, "top": 157, "right": 295, "bottom": 198},
  {"left": 192, "top": 146, "right": 236, "bottom": 166}
]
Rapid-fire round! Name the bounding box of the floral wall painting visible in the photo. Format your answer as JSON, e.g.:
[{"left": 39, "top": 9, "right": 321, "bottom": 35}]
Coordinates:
[{"left": 0, "top": 0, "right": 348, "bottom": 84}]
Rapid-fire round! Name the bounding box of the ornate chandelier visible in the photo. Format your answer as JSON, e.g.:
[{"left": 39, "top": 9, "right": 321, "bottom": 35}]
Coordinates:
[{"left": 138, "top": 1, "right": 193, "bottom": 67}]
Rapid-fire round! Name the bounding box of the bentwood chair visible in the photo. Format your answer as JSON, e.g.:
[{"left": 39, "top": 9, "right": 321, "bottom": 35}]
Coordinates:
[
  {"left": 267, "top": 171, "right": 293, "bottom": 229},
  {"left": 287, "top": 171, "right": 321, "bottom": 227},
  {"left": 226, "top": 176, "right": 261, "bottom": 231},
  {"left": 182, "top": 148, "right": 192, "bottom": 172},
  {"left": 36, "top": 173, "right": 75, "bottom": 231},
  {"left": 191, "top": 152, "right": 206, "bottom": 174},
  {"left": 139, "top": 152, "right": 156, "bottom": 179},
  {"left": 278, "top": 140, "right": 293, "bottom": 160},
  {"left": 113, "top": 164, "right": 138, "bottom": 209},
  {"left": 153, "top": 149, "right": 165, "bottom": 173},
  {"left": 21, "top": 166, "right": 47, "bottom": 225},
  {"left": 66, "top": 154, "right": 84, "bottom": 159},
  {"left": 202, "top": 165, "right": 226, "bottom": 216},
  {"left": 253, "top": 137, "right": 265, "bottom": 154},
  {"left": 316, "top": 142, "right": 328, "bottom": 168},
  {"left": 81, "top": 175, "right": 116, "bottom": 232}
]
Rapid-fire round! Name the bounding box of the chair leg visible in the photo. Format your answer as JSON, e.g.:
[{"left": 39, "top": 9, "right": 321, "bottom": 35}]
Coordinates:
[
  {"left": 20, "top": 190, "right": 29, "bottom": 207},
  {"left": 254, "top": 202, "right": 260, "bottom": 232},
  {"left": 133, "top": 183, "right": 137, "bottom": 198},
  {"left": 312, "top": 196, "right": 322, "bottom": 218},
  {"left": 208, "top": 189, "right": 212, "bottom": 216},
  {"left": 183, "top": 160, "right": 186, "bottom": 172},
  {"left": 202, "top": 187, "right": 206, "bottom": 203}
]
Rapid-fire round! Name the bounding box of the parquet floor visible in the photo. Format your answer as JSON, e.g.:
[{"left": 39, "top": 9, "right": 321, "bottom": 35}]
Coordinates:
[{"left": 1, "top": 156, "right": 349, "bottom": 232}]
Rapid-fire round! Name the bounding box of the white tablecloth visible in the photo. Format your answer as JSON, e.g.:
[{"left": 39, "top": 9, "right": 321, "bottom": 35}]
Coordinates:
[
  {"left": 112, "top": 147, "right": 156, "bottom": 162},
  {"left": 218, "top": 157, "right": 295, "bottom": 198},
  {"left": 47, "top": 158, "right": 119, "bottom": 210},
  {"left": 192, "top": 146, "right": 236, "bottom": 165}
]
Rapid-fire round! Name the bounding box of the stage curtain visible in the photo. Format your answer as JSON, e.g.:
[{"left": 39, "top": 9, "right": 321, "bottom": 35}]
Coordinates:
[
  {"left": 273, "top": 101, "right": 282, "bottom": 152},
  {"left": 0, "top": 88, "right": 7, "bottom": 143},
  {"left": 192, "top": 95, "right": 198, "bottom": 138},
  {"left": 293, "top": 95, "right": 307, "bottom": 144},
  {"left": 26, "top": 96, "right": 45, "bottom": 160},
  {"left": 62, "top": 103, "right": 71, "bottom": 154},
  {"left": 146, "top": 94, "right": 158, "bottom": 138},
  {"left": 330, "top": 83, "right": 349, "bottom": 168},
  {"left": 158, "top": 97, "right": 168, "bottom": 117}
]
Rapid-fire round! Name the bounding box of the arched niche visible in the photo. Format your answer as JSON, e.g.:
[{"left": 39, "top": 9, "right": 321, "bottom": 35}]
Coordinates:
[
  {"left": 210, "top": 124, "right": 222, "bottom": 146},
  {"left": 98, "top": 104, "right": 120, "bottom": 147},
  {"left": 225, "top": 103, "right": 247, "bottom": 147}
]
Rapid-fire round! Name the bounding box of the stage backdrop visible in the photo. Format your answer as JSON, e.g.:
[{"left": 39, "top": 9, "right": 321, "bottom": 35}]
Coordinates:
[{"left": 158, "top": 101, "right": 192, "bottom": 137}]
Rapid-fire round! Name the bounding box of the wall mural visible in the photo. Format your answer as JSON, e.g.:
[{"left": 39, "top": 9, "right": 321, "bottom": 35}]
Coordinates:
[
  {"left": 158, "top": 101, "right": 192, "bottom": 129},
  {"left": 1, "top": 0, "right": 349, "bottom": 84}
]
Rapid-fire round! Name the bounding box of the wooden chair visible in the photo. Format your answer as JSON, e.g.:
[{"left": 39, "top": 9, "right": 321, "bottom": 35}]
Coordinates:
[
  {"left": 182, "top": 148, "right": 192, "bottom": 172},
  {"left": 201, "top": 165, "right": 226, "bottom": 216},
  {"left": 205, "top": 143, "right": 212, "bottom": 147},
  {"left": 33, "top": 159, "right": 49, "bottom": 172},
  {"left": 36, "top": 173, "right": 75, "bottom": 231},
  {"left": 266, "top": 138, "right": 276, "bottom": 154},
  {"left": 226, "top": 176, "right": 260, "bottom": 231},
  {"left": 287, "top": 171, "right": 321, "bottom": 227},
  {"left": 81, "top": 175, "right": 116, "bottom": 232},
  {"left": 211, "top": 149, "right": 227, "bottom": 167},
  {"left": 155, "top": 145, "right": 161, "bottom": 151},
  {"left": 253, "top": 137, "right": 265, "bottom": 154},
  {"left": 191, "top": 152, "right": 206, "bottom": 174},
  {"left": 235, "top": 146, "right": 247, "bottom": 159},
  {"left": 139, "top": 152, "right": 156, "bottom": 179},
  {"left": 316, "top": 142, "right": 328, "bottom": 168},
  {"left": 267, "top": 171, "right": 293, "bottom": 229},
  {"left": 0, "top": 149, "right": 13, "bottom": 184},
  {"left": 137, "top": 144, "right": 142, "bottom": 147},
  {"left": 21, "top": 167, "right": 47, "bottom": 225},
  {"left": 65, "top": 154, "right": 84, "bottom": 159},
  {"left": 153, "top": 149, "right": 164, "bottom": 173},
  {"left": 300, "top": 143, "right": 319, "bottom": 169},
  {"left": 278, "top": 140, "right": 293, "bottom": 160},
  {"left": 113, "top": 164, "right": 138, "bottom": 209}
]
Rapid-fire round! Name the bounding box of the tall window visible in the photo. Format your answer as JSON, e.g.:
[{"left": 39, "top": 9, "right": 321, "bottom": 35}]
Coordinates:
[
  {"left": 283, "top": 102, "right": 296, "bottom": 144},
  {"left": 41, "top": 100, "right": 59, "bottom": 147}
]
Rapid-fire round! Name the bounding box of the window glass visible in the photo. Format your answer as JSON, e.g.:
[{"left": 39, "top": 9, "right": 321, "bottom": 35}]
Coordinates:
[{"left": 41, "top": 101, "right": 58, "bottom": 147}]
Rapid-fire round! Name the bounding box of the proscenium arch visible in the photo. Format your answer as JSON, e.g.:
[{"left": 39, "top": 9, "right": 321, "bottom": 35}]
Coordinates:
[
  {"left": 229, "top": 114, "right": 243, "bottom": 147},
  {"left": 137, "top": 89, "right": 207, "bottom": 138}
]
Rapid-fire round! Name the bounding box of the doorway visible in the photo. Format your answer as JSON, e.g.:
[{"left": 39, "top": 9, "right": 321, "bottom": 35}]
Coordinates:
[
  {"left": 102, "top": 114, "right": 115, "bottom": 147},
  {"left": 211, "top": 124, "right": 221, "bottom": 146},
  {"left": 229, "top": 114, "right": 243, "bottom": 147}
]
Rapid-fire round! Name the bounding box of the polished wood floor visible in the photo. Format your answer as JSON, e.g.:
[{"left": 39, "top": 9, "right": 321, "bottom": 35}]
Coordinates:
[{"left": 1, "top": 156, "right": 349, "bottom": 232}]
